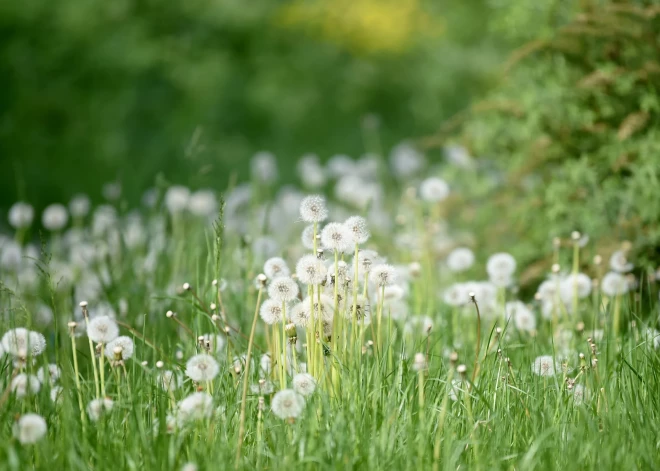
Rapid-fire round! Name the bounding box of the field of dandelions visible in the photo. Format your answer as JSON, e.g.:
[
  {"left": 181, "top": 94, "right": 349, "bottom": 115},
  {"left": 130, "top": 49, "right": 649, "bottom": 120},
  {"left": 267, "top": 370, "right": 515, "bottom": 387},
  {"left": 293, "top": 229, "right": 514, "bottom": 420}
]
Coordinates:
[{"left": 1, "top": 149, "right": 659, "bottom": 471}]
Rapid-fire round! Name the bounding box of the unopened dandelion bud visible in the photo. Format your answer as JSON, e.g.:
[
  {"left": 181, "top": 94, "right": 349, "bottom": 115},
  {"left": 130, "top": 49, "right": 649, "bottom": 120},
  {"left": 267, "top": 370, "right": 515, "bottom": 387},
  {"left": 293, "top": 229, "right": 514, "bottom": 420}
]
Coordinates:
[
  {"left": 166, "top": 310, "right": 174, "bottom": 318},
  {"left": 571, "top": 231, "right": 581, "bottom": 241},
  {"left": 155, "top": 360, "right": 164, "bottom": 369},
  {"left": 576, "top": 322, "right": 585, "bottom": 333},
  {"left": 593, "top": 255, "right": 602, "bottom": 265},
  {"left": 495, "top": 327, "right": 503, "bottom": 336},
  {"left": 182, "top": 282, "right": 191, "bottom": 291},
  {"left": 212, "top": 279, "right": 218, "bottom": 287},
  {"left": 141, "top": 361, "right": 148, "bottom": 367},
  {"left": 449, "top": 352, "right": 458, "bottom": 365},
  {"left": 67, "top": 321, "right": 78, "bottom": 335},
  {"left": 456, "top": 364, "right": 467, "bottom": 376},
  {"left": 534, "top": 292, "right": 542, "bottom": 301},
  {"left": 79, "top": 301, "right": 88, "bottom": 308},
  {"left": 224, "top": 326, "right": 231, "bottom": 334},
  {"left": 197, "top": 335, "right": 205, "bottom": 344},
  {"left": 210, "top": 303, "right": 217, "bottom": 310},
  {"left": 366, "top": 340, "right": 374, "bottom": 347},
  {"left": 256, "top": 274, "right": 267, "bottom": 288},
  {"left": 469, "top": 291, "right": 476, "bottom": 302},
  {"left": 258, "top": 396, "right": 265, "bottom": 411},
  {"left": 409, "top": 262, "right": 422, "bottom": 278},
  {"left": 413, "top": 353, "right": 428, "bottom": 372},
  {"left": 591, "top": 358, "right": 598, "bottom": 368},
  {"left": 176, "top": 350, "right": 184, "bottom": 360},
  {"left": 316, "top": 249, "right": 324, "bottom": 259},
  {"left": 552, "top": 263, "right": 560, "bottom": 273},
  {"left": 553, "top": 237, "right": 561, "bottom": 248},
  {"left": 211, "top": 314, "right": 220, "bottom": 322},
  {"left": 113, "top": 346, "right": 123, "bottom": 362}
]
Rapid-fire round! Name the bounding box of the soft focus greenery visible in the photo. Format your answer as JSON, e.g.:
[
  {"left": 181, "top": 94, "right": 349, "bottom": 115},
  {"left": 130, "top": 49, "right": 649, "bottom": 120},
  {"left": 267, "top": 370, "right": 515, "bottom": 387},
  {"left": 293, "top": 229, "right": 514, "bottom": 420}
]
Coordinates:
[{"left": 1, "top": 0, "right": 507, "bottom": 211}]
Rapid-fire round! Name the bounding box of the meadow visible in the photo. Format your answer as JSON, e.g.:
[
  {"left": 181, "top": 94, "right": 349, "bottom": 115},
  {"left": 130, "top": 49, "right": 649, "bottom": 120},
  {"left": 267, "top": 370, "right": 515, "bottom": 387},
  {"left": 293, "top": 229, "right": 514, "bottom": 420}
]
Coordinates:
[{"left": 1, "top": 149, "right": 659, "bottom": 471}]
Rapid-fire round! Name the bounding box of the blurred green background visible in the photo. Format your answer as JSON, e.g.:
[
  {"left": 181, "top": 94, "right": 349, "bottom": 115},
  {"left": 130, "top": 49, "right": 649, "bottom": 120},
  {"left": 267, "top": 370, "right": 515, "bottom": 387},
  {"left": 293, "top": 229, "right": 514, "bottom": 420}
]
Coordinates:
[{"left": 0, "top": 0, "right": 558, "bottom": 210}]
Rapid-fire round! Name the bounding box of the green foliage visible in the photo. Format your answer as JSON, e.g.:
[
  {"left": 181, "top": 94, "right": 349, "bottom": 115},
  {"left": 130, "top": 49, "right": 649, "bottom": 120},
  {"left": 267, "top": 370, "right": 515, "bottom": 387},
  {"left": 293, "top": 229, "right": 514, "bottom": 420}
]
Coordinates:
[
  {"left": 437, "top": 1, "right": 660, "bottom": 270},
  {"left": 0, "top": 0, "right": 502, "bottom": 210}
]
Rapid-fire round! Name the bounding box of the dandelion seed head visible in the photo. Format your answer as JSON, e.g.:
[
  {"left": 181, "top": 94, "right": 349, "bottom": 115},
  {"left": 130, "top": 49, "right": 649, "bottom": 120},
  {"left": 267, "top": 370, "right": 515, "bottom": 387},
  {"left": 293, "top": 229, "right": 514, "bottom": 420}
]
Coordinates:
[
  {"left": 369, "top": 264, "right": 397, "bottom": 287},
  {"left": 292, "top": 373, "right": 316, "bottom": 397},
  {"left": 420, "top": 177, "right": 450, "bottom": 203},
  {"left": 531, "top": 355, "right": 557, "bottom": 377},
  {"left": 264, "top": 257, "right": 291, "bottom": 279},
  {"left": 446, "top": 247, "right": 475, "bottom": 273},
  {"left": 609, "top": 250, "right": 633, "bottom": 273},
  {"left": 268, "top": 277, "right": 300, "bottom": 303},
  {"left": 187, "top": 189, "right": 217, "bottom": 218},
  {"left": 601, "top": 271, "right": 629, "bottom": 297},
  {"left": 296, "top": 255, "right": 328, "bottom": 285},
  {"left": 87, "top": 398, "right": 114, "bottom": 422},
  {"left": 344, "top": 216, "right": 370, "bottom": 245},
  {"left": 271, "top": 389, "right": 306, "bottom": 420},
  {"left": 177, "top": 392, "right": 214, "bottom": 423},
  {"left": 87, "top": 316, "right": 119, "bottom": 344},
  {"left": 164, "top": 185, "right": 191, "bottom": 214},
  {"left": 13, "top": 414, "right": 47, "bottom": 445},
  {"left": 299, "top": 195, "right": 328, "bottom": 223},
  {"left": 251, "top": 151, "right": 278, "bottom": 183},
  {"left": 37, "top": 364, "right": 61, "bottom": 385},
  {"left": 69, "top": 194, "right": 91, "bottom": 218},
  {"left": 11, "top": 374, "right": 41, "bottom": 398},
  {"left": 8, "top": 202, "right": 34, "bottom": 229},
  {"left": 412, "top": 353, "right": 428, "bottom": 372},
  {"left": 159, "top": 370, "right": 182, "bottom": 392},
  {"left": 1, "top": 328, "right": 46, "bottom": 357},
  {"left": 260, "top": 298, "right": 284, "bottom": 325},
  {"left": 320, "top": 222, "right": 353, "bottom": 253},
  {"left": 486, "top": 253, "right": 517, "bottom": 282},
  {"left": 185, "top": 354, "right": 219, "bottom": 382},
  {"left": 42, "top": 204, "right": 69, "bottom": 231},
  {"left": 301, "top": 225, "right": 317, "bottom": 250}
]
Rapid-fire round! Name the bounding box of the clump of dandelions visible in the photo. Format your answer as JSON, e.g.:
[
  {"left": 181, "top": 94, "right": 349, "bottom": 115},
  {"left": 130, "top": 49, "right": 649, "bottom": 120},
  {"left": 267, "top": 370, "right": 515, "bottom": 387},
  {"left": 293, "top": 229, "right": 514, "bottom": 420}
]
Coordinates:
[
  {"left": 185, "top": 354, "right": 220, "bottom": 382},
  {"left": 271, "top": 389, "right": 306, "bottom": 421},
  {"left": 267, "top": 276, "right": 300, "bottom": 303},
  {"left": 87, "top": 316, "right": 119, "bottom": 344},
  {"left": 296, "top": 255, "right": 328, "bottom": 285},
  {"left": 13, "top": 414, "right": 47, "bottom": 445},
  {"left": 87, "top": 398, "right": 114, "bottom": 422},
  {"left": 292, "top": 373, "right": 317, "bottom": 397},
  {"left": 321, "top": 222, "right": 354, "bottom": 253},
  {"left": 299, "top": 195, "right": 328, "bottom": 223},
  {"left": 531, "top": 355, "right": 557, "bottom": 376}
]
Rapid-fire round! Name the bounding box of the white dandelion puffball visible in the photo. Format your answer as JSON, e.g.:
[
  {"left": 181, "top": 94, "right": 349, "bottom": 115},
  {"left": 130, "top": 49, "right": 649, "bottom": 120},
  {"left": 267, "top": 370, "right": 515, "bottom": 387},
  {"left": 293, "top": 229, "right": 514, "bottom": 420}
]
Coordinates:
[
  {"left": 420, "top": 177, "right": 450, "bottom": 203},
  {"left": 185, "top": 354, "right": 219, "bottom": 382},
  {"left": 69, "top": 194, "right": 91, "bottom": 218},
  {"left": 271, "top": 389, "right": 306, "bottom": 420},
  {"left": 571, "top": 384, "right": 589, "bottom": 406},
  {"left": 87, "top": 398, "right": 114, "bottom": 422},
  {"left": 11, "top": 374, "right": 41, "bottom": 397},
  {"left": 165, "top": 185, "right": 191, "bottom": 214},
  {"left": 601, "top": 271, "right": 629, "bottom": 297},
  {"left": 13, "top": 414, "right": 47, "bottom": 445},
  {"left": 443, "top": 283, "right": 470, "bottom": 307},
  {"left": 559, "top": 273, "right": 592, "bottom": 303},
  {"left": 369, "top": 264, "right": 397, "bottom": 287},
  {"left": 297, "top": 154, "right": 327, "bottom": 188},
  {"left": 260, "top": 299, "right": 284, "bottom": 325},
  {"left": 446, "top": 247, "right": 475, "bottom": 273},
  {"left": 299, "top": 195, "right": 328, "bottom": 223},
  {"left": 296, "top": 255, "right": 328, "bottom": 286},
  {"left": 609, "top": 250, "right": 633, "bottom": 273},
  {"left": 320, "top": 222, "right": 353, "bottom": 253},
  {"left": 344, "top": 216, "right": 370, "bottom": 245},
  {"left": 486, "top": 252, "right": 517, "bottom": 279},
  {"left": 42, "top": 203, "right": 69, "bottom": 231},
  {"left": 37, "top": 364, "right": 61, "bottom": 385},
  {"left": 177, "top": 392, "right": 214, "bottom": 423},
  {"left": 8, "top": 202, "right": 34, "bottom": 229},
  {"left": 264, "top": 257, "right": 291, "bottom": 279},
  {"left": 301, "top": 225, "right": 316, "bottom": 250},
  {"left": 50, "top": 386, "right": 63, "bottom": 403},
  {"left": 531, "top": 355, "right": 557, "bottom": 377},
  {"left": 1, "top": 328, "right": 46, "bottom": 357},
  {"left": 251, "top": 151, "right": 278, "bottom": 183},
  {"left": 105, "top": 336, "right": 135, "bottom": 360},
  {"left": 268, "top": 277, "right": 300, "bottom": 303},
  {"left": 290, "top": 302, "right": 311, "bottom": 327},
  {"left": 188, "top": 189, "right": 218, "bottom": 218},
  {"left": 505, "top": 301, "right": 537, "bottom": 332},
  {"left": 390, "top": 142, "right": 425, "bottom": 179},
  {"left": 292, "top": 373, "right": 316, "bottom": 397},
  {"left": 87, "top": 316, "right": 119, "bottom": 344}
]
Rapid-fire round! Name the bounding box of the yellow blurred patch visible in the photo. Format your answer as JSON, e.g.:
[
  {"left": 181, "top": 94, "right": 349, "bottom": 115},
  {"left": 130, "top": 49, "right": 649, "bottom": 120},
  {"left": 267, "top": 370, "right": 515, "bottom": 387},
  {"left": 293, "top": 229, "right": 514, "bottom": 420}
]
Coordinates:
[{"left": 278, "top": 0, "right": 443, "bottom": 55}]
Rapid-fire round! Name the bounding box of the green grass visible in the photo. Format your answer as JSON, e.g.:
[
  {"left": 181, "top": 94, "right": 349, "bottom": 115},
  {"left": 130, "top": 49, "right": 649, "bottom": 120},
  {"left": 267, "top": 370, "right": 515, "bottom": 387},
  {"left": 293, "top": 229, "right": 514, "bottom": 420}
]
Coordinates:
[{"left": 1, "top": 180, "right": 659, "bottom": 471}]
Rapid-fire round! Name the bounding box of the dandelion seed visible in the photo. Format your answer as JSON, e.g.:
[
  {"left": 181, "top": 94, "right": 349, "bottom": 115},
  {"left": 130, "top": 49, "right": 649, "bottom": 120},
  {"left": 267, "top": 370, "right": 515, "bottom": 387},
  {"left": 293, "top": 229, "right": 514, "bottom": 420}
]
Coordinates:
[
  {"left": 87, "top": 316, "right": 119, "bottom": 344},
  {"left": 13, "top": 414, "right": 47, "bottom": 445},
  {"left": 271, "top": 389, "right": 306, "bottom": 420},
  {"left": 531, "top": 355, "right": 557, "bottom": 377},
  {"left": 369, "top": 264, "right": 397, "bottom": 287},
  {"left": 296, "top": 255, "right": 328, "bottom": 285},
  {"left": 420, "top": 177, "right": 450, "bottom": 203},
  {"left": 268, "top": 277, "right": 300, "bottom": 303},
  {"left": 344, "top": 216, "right": 370, "bottom": 244},
  {"left": 299, "top": 195, "right": 328, "bottom": 223},
  {"left": 87, "top": 398, "right": 114, "bottom": 422},
  {"left": 105, "top": 336, "right": 135, "bottom": 360},
  {"left": 320, "top": 222, "right": 353, "bottom": 253},
  {"left": 11, "top": 374, "right": 41, "bottom": 397},
  {"left": 37, "top": 364, "right": 61, "bottom": 385},
  {"left": 264, "top": 257, "right": 291, "bottom": 279},
  {"left": 446, "top": 248, "right": 475, "bottom": 273},
  {"left": 1, "top": 328, "right": 46, "bottom": 357},
  {"left": 8, "top": 202, "right": 34, "bottom": 229},
  {"left": 260, "top": 299, "right": 284, "bottom": 325},
  {"left": 292, "top": 373, "right": 316, "bottom": 397},
  {"left": 601, "top": 272, "right": 629, "bottom": 297},
  {"left": 177, "top": 392, "right": 214, "bottom": 423},
  {"left": 185, "top": 354, "right": 219, "bottom": 382}
]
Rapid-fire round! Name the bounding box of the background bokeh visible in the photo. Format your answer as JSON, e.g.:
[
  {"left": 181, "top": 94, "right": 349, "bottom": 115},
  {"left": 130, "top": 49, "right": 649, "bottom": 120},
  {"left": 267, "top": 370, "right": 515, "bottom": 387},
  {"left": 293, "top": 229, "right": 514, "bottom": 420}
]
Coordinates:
[{"left": 0, "top": 0, "right": 555, "bottom": 210}]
